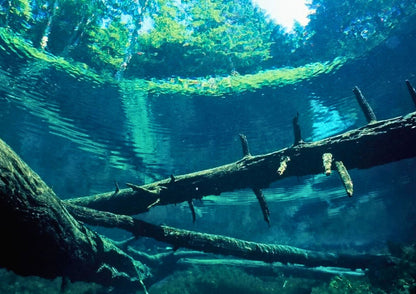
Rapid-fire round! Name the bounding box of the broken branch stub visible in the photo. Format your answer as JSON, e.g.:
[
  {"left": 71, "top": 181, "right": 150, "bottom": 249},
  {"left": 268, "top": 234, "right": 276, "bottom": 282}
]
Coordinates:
[
  {"left": 239, "top": 133, "right": 251, "bottom": 157},
  {"left": 252, "top": 188, "right": 270, "bottom": 225},
  {"left": 353, "top": 86, "right": 377, "bottom": 123},
  {"left": 292, "top": 112, "right": 303, "bottom": 145},
  {"left": 277, "top": 156, "right": 290, "bottom": 176},
  {"left": 405, "top": 80, "right": 416, "bottom": 108},
  {"left": 335, "top": 161, "right": 354, "bottom": 197},
  {"left": 322, "top": 153, "right": 333, "bottom": 176}
]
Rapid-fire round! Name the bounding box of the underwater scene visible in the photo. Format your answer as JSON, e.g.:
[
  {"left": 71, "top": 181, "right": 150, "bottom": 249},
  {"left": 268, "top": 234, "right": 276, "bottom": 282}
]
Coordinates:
[{"left": 1, "top": 0, "right": 416, "bottom": 293}]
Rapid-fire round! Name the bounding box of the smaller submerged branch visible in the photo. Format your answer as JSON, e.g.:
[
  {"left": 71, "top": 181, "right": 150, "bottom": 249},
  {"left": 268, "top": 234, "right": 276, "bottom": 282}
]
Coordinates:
[
  {"left": 64, "top": 203, "right": 395, "bottom": 270},
  {"left": 239, "top": 134, "right": 251, "bottom": 157},
  {"left": 405, "top": 80, "right": 416, "bottom": 108},
  {"left": 322, "top": 153, "right": 333, "bottom": 176},
  {"left": 126, "top": 183, "right": 161, "bottom": 198},
  {"left": 353, "top": 86, "right": 377, "bottom": 123},
  {"left": 335, "top": 161, "right": 353, "bottom": 197},
  {"left": 188, "top": 200, "right": 196, "bottom": 223},
  {"left": 252, "top": 188, "right": 270, "bottom": 225},
  {"left": 277, "top": 156, "right": 290, "bottom": 176},
  {"left": 292, "top": 112, "right": 303, "bottom": 145},
  {"left": 114, "top": 181, "right": 120, "bottom": 194},
  {"left": 146, "top": 198, "right": 160, "bottom": 210}
]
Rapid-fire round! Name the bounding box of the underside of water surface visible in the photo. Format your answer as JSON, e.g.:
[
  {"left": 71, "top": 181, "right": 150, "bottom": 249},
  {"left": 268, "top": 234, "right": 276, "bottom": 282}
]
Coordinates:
[{"left": 1, "top": 0, "right": 416, "bottom": 293}]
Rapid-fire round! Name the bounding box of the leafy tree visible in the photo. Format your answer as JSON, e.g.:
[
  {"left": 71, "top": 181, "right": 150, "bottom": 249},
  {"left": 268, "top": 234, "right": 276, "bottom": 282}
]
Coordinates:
[
  {"left": 304, "top": 0, "right": 416, "bottom": 60},
  {"left": 74, "top": 19, "right": 130, "bottom": 74},
  {"left": 4, "top": 0, "right": 415, "bottom": 83},
  {"left": 0, "top": 0, "right": 31, "bottom": 33},
  {"left": 125, "top": 0, "right": 275, "bottom": 78}
]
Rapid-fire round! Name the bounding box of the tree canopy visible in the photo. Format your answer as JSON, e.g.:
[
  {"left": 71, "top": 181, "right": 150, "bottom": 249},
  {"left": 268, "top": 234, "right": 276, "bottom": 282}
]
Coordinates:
[{"left": 1, "top": 0, "right": 415, "bottom": 91}]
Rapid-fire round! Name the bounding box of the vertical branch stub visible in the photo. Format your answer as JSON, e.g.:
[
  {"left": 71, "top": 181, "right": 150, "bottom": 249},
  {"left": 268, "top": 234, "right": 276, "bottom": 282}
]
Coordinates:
[
  {"left": 292, "top": 112, "right": 303, "bottom": 146},
  {"left": 170, "top": 174, "right": 176, "bottom": 183},
  {"left": 188, "top": 200, "right": 196, "bottom": 223},
  {"left": 353, "top": 86, "right": 377, "bottom": 123},
  {"left": 252, "top": 188, "right": 270, "bottom": 226},
  {"left": 114, "top": 181, "right": 120, "bottom": 194},
  {"left": 335, "top": 161, "right": 353, "bottom": 197},
  {"left": 322, "top": 153, "right": 333, "bottom": 176},
  {"left": 405, "top": 80, "right": 416, "bottom": 108},
  {"left": 239, "top": 134, "right": 251, "bottom": 157}
]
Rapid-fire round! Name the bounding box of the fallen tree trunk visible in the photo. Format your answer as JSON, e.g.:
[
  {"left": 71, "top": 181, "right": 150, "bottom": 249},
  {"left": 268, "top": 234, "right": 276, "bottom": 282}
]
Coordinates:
[
  {"left": 175, "top": 257, "right": 366, "bottom": 279},
  {"left": 0, "top": 139, "right": 149, "bottom": 293},
  {"left": 127, "top": 249, "right": 366, "bottom": 287},
  {"left": 0, "top": 135, "right": 395, "bottom": 292},
  {"left": 64, "top": 202, "right": 396, "bottom": 270},
  {"left": 66, "top": 111, "right": 416, "bottom": 215}
]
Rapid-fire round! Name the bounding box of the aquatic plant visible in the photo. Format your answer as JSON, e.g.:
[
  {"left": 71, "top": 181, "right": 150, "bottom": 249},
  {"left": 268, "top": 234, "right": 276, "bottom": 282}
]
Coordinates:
[
  {"left": 149, "top": 265, "right": 318, "bottom": 294},
  {"left": 311, "top": 276, "right": 385, "bottom": 294}
]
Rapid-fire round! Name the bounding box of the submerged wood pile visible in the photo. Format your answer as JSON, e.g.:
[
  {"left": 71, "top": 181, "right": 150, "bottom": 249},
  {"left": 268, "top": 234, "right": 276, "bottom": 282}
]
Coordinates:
[{"left": 1, "top": 81, "right": 416, "bottom": 292}]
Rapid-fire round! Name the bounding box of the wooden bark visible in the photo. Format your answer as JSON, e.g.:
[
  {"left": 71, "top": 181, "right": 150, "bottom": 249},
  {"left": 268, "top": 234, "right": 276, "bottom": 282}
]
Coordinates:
[
  {"left": 0, "top": 136, "right": 393, "bottom": 291},
  {"left": 64, "top": 202, "right": 396, "bottom": 270},
  {"left": 66, "top": 111, "right": 416, "bottom": 215},
  {"left": 175, "top": 258, "right": 366, "bottom": 279},
  {"left": 127, "top": 250, "right": 365, "bottom": 285},
  {"left": 0, "top": 139, "right": 149, "bottom": 293}
]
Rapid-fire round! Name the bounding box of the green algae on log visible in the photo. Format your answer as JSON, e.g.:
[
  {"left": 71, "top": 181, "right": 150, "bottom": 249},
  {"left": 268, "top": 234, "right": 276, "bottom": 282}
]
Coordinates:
[
  {"left": 64, "top": 202, "right": 395, "bottom": 270},
  {"left": 0, "top": 135, "right": 395, "bottom": 291}
]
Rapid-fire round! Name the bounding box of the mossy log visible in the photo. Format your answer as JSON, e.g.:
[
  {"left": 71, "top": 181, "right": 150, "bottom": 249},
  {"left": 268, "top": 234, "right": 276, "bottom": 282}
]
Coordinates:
[
  {"left": 175, "top": 257, "right": 366, "bottom": 279},
  {"left": 67, "top": 111, "right": 416, "bottom": 215},
  {"left": 0, "top": 139, "right": 149, "bottom": 293},
  {"left": 0, "top": 135, "right": 394, "bottom": 290},
  {"left": 64, "top": 202, "right": 395, "bottom": 271},
  {"left": 0, "top": 119, "right": 404, "bottom": 289}
]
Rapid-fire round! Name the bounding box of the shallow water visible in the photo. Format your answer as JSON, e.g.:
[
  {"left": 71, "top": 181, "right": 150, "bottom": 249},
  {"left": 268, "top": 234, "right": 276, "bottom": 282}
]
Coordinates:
[{"left": 1, "top": 2, "right": 416, "bottom": 293}]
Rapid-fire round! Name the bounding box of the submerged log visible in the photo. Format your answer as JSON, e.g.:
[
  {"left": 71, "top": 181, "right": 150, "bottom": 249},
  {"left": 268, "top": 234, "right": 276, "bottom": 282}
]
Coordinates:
[
  {"left": 0, "top": 139, "right": 149, "bottom": 293},
  {"left": 176, "top": 258, "right": 366, "bottom": 279},
  {"left": 67, "top": 111, "right": 416, "bottom": 215},
  {"left": 0, "top": 136, "right": 395, "bottom": 289},
  {"left": 64, "top": 202, "right": 395, "bottom": 270}
]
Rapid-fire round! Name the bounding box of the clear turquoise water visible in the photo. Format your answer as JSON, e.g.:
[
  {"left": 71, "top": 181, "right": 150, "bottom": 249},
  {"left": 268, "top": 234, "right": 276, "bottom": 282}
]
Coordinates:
[{"left": 1, "top": 2, "right": 416, "bottom": 293}]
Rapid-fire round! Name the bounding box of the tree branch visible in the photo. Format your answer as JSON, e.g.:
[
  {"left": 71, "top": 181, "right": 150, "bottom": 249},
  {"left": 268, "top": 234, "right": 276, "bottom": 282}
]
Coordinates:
[
  {"left": 64, "top": 202, "right": 396, "bottom": 270},
  {"left": 66, "top": 111, "right": 416, "bottom": 215},
  {"left": 0, "top": 139, "right": 149, "bottom": 293}
]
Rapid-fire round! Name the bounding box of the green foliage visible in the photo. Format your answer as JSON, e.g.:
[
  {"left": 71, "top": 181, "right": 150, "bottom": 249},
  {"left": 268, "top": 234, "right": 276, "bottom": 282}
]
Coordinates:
[
  {"left": 0, "top": 0, "right": 31, "bottom": 33},
  {"left": 0, "top": 28, "right": 109, "bottom": 85},
  {"left": 302, "top": 0, "right": 416, "bottom": 61},
  {"left": 76, "top": 20, "right": 130, "bottom": 73},
  {"left": 126, "top": 0, "right": 274, "bottom": 78},
  {"left": 140, "top": 0, "right": 188, "bottom": 48},
  {"left": 2, "top": 0, "right": 416, "bottom": 96},
  {"left": 311, "top": 276, "right": 385, "bottom": 294},
  {"left": 143, "top": 57, "right": 347, "bottom": 96}
]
